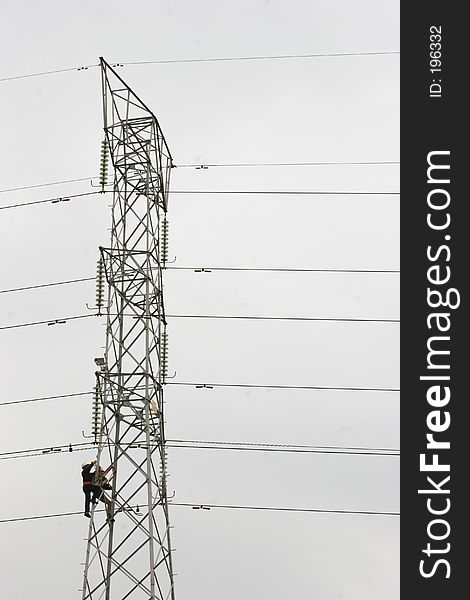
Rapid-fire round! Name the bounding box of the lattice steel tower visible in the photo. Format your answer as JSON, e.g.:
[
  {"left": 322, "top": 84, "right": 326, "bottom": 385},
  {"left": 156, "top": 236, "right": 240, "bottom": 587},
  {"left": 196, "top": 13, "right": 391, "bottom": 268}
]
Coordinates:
[{"left": 82, "top": 58, "right": 175, "bottom": 600}]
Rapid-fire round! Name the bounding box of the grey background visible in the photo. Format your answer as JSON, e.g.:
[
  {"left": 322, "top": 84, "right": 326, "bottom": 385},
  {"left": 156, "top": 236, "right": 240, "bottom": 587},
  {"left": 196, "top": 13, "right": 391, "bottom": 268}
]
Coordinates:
[{"left": 0, "top": 1, "right": 399, "bottom": 598}]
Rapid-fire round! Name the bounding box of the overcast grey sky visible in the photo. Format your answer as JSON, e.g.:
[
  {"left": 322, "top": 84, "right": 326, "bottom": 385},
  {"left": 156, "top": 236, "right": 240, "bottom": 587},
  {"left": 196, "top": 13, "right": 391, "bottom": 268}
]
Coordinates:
[{"left": 0, "top": 1, "right": 399, "bottom": 599}]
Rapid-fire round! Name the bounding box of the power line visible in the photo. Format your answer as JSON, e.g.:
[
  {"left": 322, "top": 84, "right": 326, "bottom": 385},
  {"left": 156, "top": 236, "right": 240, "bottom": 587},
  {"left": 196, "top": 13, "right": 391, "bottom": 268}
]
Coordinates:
[
  {"left": 0, "top": 391, "right": 91, "bottom": 407},
  {"left": 0, "top": 177, "right": 95, "bottom": 194},
  {"left": 168, "top": 381, "right": 399, "bottom": 393},
  {"left": 0, "top": 160, "right": 399, "bottom": 196},
  {"left": 0, "top": 191, "right": 104, "bottom": 211},
  {"left": 0, "top": 64, "right": 98, "bottom": 83},
  {"left": 166, "top": 443, "right": 398, "bottom": 457},
  {"left": 0, "top": 277, "right": 95, "bottom": 295},
  {"left": 0, "top": 51, "right": 399, "bottom": 84},
  {"left": 0, "top": 443, "right": 90, "bottom": 460},
  {"left": 124, "top": 50, "right": 400, "bottom": 66},
  {"left": 0, "top": 440, "right": 399, "bottom": 461},
  {"left": 0, "top": 446, "right": 398, "bottom": 461},
  {"left": 169, "top": 439, "right": 399, "bottom": 454},
  {"left": 0, "top": 503, "right": 399, "bottom": 525},
  {"left": 0, "top": 378, "right": 399, "bottom": 410},
  {"left": 176, "top": 160, "right": 400, "bottom": 168},
  {"left": 0, "top": 510, "right": 86, "bottom": 524},
  {"left": 0, "top": 312, "right": 399, "bottom": 332},
  {"left": 167, "top": 266, "right": 400, "bottom": 274},
  {"left": 166, "top": 313, "right": 399, "bottom": 324},
  {"left": 0, "top": 265, "right": 399, "bottom": 296},
  {"left": 168, "top": 190, "right": 399, "bottom": 196},
  {"left": 172, "top": 502, "right": 399, "bottom": 516},
  {"left": 0, "top": 188, "right": 398, "bottom": 212},
  {"left": 0, "top": 314, "right": 96, "bottom": 331}
]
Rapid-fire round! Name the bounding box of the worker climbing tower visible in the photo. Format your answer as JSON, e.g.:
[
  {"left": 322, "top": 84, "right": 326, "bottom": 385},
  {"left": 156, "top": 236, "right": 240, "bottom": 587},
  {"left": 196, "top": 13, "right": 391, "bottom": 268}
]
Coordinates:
[{"left": 81, "top": 58, "right": 175, "bottom": 600}]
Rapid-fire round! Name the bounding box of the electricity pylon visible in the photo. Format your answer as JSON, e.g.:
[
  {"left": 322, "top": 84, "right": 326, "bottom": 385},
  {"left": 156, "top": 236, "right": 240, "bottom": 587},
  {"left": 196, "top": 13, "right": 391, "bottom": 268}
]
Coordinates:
[{"left": 81, "top": 58, "right": 175, "bottom": 600}]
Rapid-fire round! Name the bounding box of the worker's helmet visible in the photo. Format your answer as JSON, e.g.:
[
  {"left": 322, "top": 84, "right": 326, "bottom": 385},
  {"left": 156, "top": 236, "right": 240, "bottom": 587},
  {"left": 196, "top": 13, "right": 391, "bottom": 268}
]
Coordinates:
[{"left": 81, "top": 461, "right": 90, "bottom": 468}]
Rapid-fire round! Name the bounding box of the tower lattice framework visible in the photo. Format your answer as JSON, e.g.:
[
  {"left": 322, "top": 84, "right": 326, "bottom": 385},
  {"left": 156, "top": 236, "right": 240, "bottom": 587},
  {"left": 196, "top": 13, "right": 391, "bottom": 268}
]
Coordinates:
[{"left": 82, "top": 58, "right": 175, "bottom": 600}]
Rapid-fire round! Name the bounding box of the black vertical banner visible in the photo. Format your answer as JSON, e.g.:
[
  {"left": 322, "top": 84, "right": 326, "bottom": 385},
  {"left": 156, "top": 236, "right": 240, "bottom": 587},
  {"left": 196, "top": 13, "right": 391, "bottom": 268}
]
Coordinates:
[{"left": 401, "top": 4, "right": 467, "bottom": 598}]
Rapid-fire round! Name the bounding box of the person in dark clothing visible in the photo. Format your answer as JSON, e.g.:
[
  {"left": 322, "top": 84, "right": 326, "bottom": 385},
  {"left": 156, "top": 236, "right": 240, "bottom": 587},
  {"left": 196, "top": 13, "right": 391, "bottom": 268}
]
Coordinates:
[
  {"left": 82, "top": 460, "right": 114, "bottom": 521},
  {"left": 96, "top": 466, "right": 112, "bottom": 490},
  {"left": 82, "top": 460, "right": 101, "bottom": 517}
]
